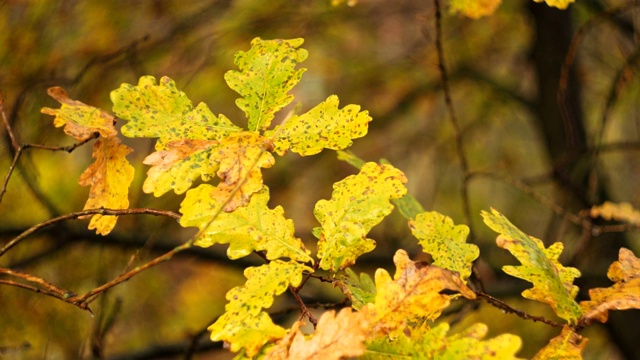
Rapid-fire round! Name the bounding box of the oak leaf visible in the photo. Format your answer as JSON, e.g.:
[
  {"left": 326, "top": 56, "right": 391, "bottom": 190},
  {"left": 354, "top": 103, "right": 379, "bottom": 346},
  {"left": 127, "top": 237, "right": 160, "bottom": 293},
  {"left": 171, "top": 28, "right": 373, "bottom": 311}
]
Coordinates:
[
  {"left": 208, "top": 260, "right": 312, "bottom": 356},
  {"left": 580, "top": 248, "right": 640, "bottom": 323},
  {"left": 482, "top": 208, "right": 582, "bottom": 324},
  {"left": 265, "top": 95, "right": 371, "bottom": 156},
  {"left": 590, "top": 201, "right": 640, "bottom": 226},
  {"left": 225, "top": 38, "right": 308, "bottom": 131},
  {"left": 314, "top": 162, "right": 407, "bottom": 271},
  {"left": 111, "top": 75, "right": 241, "bottom": 149},
  {"left": 532, "top": 326, "right": 586, "bottom": 360},
  {"left": 409, "top": 211, "right": 479, "bottom": 281},
  {"left": 449, "top": 0, "right": 502, "bottom": 19},
  {"left": 41, "top": 86, "right": 117, "bottom": 141},
  {"left": 180, "top": 185, "right": 312, "bottom": 263},
  {"left": 533, "top": 0, "right": 574, "bottom": 9},
  {"left": 210, "top": 132, "right": 275, "bottom": 211},
  {"left": 363, "top": 322, "right": 522, "bottom": 359},
  {"left": 335, "top": 268, "right": 376, "bottom": 310},
  {"left": 361, "top": 249, "right": 476, "bottom": 337},
  {"left": 265, "top": 309, "right": 369, "bottom": 360},
  {"left": 142, "top": 139, "right": 219, "bottom": 196},
  {"left": 78, "top": 137, "right": 134, "bottom": 235}
]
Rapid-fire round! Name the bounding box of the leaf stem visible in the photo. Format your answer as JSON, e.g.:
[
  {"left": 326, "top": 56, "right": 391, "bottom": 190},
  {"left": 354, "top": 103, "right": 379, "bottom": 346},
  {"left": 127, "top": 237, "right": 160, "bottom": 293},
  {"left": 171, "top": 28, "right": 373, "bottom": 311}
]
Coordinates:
[{"left": 475, "top": 291, "right": 565, "bottom": 328}]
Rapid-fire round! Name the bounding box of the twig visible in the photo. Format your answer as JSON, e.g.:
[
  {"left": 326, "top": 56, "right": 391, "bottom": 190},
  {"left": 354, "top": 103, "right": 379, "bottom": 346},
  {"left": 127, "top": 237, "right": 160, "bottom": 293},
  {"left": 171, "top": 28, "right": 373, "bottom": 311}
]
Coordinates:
[
  {"left": 433, "top": 0, "right": 472, "bottom": 232},
  {"left": 475, "top": 291, "right": 565, "bottom": 328},
  {"left": 0, "top": 94, "right": 19, "bottom": 151},
  {"left": 289, "top": 285, "right": 318, "bottom": 327},
  {"left": 0, "top": 208, "right": 181, "bottom": 257},
  {"left": 0, "top": 271, "right": 91, "bottom": 313},
  {"left": 0, "top": 135, "right": 99, "bottom": 205}
]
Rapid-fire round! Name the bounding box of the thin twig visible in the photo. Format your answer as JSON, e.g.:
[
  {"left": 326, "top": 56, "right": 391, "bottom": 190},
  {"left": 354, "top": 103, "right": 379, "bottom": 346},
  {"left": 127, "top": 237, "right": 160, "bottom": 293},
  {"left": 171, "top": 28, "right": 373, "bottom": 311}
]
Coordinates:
[
  {"left": 433, "top": 0, "right": 472, "bottom": 232},
  {"left": 0, "top": 94, "right": 19, "bottom": 150},
  {"left": 0, "top": 135, "right": 99, "bottom": 205},
  {"left": 475, "top": 291, "right": 565, "bottom": 328},
  {"left": 0, "top": 275, "right": 90, "bottom": 313},
  {"left": 0, "top": 208, "right": 181, "bottom": 257},
  {"left": 289, "top": 285, "right": 318, "bottom": 327}
]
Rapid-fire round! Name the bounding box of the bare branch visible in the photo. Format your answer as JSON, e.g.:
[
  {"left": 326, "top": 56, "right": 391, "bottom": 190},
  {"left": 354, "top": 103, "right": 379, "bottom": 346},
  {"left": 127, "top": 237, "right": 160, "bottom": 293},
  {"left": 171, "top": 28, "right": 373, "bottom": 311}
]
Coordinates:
[{"left": 0, "top": 208, "right": 181, "bottom": 257}]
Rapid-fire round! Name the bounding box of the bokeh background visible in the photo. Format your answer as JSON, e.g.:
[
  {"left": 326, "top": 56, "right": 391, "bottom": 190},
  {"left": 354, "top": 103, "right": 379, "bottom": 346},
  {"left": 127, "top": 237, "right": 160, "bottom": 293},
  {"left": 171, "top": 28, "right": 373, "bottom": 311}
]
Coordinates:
[{"left": 1, "top": 0, "right": 639, "bottom": 359}]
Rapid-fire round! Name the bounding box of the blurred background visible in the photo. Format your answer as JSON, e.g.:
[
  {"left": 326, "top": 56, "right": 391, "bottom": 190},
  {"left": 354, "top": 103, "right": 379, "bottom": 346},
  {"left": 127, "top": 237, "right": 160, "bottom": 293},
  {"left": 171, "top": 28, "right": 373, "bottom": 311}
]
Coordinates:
[{"left": 1, "top": 0, "right": 639, "bottom": 358}]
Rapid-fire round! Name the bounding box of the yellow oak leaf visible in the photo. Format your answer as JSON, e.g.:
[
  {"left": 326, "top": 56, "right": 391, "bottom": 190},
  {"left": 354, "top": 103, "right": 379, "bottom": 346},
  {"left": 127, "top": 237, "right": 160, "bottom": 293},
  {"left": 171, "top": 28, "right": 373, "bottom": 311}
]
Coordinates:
[
  {"left": 532, "top": 326, "right": 586, "bottom": 360},
  {"left": 590, "top": 201, "right": 640, "bottom": 226},
  {"left": 211, "top": 132, "right": 275, "bottom": 212},
  {"left": 142, "top": 139, "right": 219, "bottom": 196},
  {"left": 265, "top": 308, "right": 369, "bottom": 360},
  {"left": 363, "top": 322, "right": 522, "bottom": 359},
  {"left": 482, "top": 208, "right": 582, "bottom": 324},
  {"left": 361, "top": 249, "right": 476, "bottom": 337},
  {"left": 533, "top": 0, "right": 575, "bottom": 10},
  {"left": 265, "top": 95, "right": 371, "bottom": 156},
  {"left": 449, "top": 0, "right": 502, "bottom": 19},
  {"left": 180, "top": 186, "right": 312, "bottom": 263},
  {"left": 314, "top": 162, "right": 407, "bottom": 271},
  {"left": 409, "top": 211, "right": 479, "bottom": 281},
  {"left": 208, "top": 260, "right": 312, "bottom": 356},
  {"left": 580, "top": 248, "right": 640, "bottom": 324},
  {"left": 111, "top": 76, "right": 241, "bottom": 149},
  {"left": 78, "top": 136, "right": 134, "bottom": 235},
  {"left": 225, "top": 38, "right": 308, "bottom": 131},
  {"left": 41, "top": 87, "right": 117, "bottom": 141}
]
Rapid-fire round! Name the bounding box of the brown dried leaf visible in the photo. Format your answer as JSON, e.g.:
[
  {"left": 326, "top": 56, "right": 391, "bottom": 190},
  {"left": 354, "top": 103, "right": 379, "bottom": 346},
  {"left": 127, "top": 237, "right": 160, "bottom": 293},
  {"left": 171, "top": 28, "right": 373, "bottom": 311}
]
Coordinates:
[
  {"left": 265, "top": 309, "right": 368, "bottom": 360},
  {"left": 580, "top": 248, "right": 640, "bottom": 323}
]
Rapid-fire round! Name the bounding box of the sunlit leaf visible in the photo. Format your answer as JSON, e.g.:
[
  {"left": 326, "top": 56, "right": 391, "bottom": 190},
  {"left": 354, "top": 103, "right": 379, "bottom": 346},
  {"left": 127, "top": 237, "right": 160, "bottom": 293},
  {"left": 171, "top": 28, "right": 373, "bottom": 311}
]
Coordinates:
[
  {"left": 449, "top": 0, "right": 502, "bottom": 19},
  {"left": 111, "top": 75, "right": 241, "bottom": 149},
  {"left": 590, "top": 201, "right": 640, "bottom": 226},
  {"left": 180, "top": 185, "right": 313, "bottom": 263},
  {"left": 580, "top": 248, "right": 640, "bottom": 324},
  {"left": 211, "top": 131, "right": 275, "bottom": 211},
  {"left": 265, "top": 95, "right": 371, "bottom": 156},
  {"left": 314, "top": 162, "right": 407, "bottom": 271},
  {"left": 41, "top": 86, "right": 117, "bottom": 141},
  {"left": 532, "top": 326, "right": 586, "bottom": 360},
  {"left": 532, "top": 0, "right": 574, "bottom": 10},
  {"left": 361, "top": 249, "right": 476, "bottom": 337},
  {"left": 364, "top": 322, "right": 522, "bottom": 359},
  {"left": 409, "top": 211, "right": 479, "bottom": 281},
  {"left": 78, "top": 137, "right": 134, "bottom": 235},
  {"left": 482, "top": 208, "right": 582, "bottom": 324},
  {"left": 335, "top": 268, "right": 376, "bottom": 310},
  {"left": 209, "top": 260, "right": 313, "bottom": 356},
  {"left": 225, "top": 38, "right": 308, "bottom": 131},
  {"left": 265, "top": 309, "right": 369, "bottom": 360}
]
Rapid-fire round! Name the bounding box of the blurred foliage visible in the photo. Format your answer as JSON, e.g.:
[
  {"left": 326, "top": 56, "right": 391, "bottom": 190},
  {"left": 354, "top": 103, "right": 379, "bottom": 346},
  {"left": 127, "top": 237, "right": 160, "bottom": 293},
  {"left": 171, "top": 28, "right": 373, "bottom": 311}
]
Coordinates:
[{"left": 1, "top": 0, "right": 640, "bottom": 359}]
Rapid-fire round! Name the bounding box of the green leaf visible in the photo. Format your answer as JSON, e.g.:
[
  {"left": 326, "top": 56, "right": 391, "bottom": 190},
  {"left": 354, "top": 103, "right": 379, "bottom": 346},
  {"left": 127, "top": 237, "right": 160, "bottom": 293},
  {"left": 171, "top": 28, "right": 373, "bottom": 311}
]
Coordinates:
[
  {"left": 363, "top": 323, "right": 522, "bottom": 360},
  {"left": 337, "top": 150, "right": 366, "bottom": 170},
  {"left": 335, "top": 268, "right": 377, "bottom": 310},
  {"left": 314, "top": 162, "right": 408, "bottom": 271},
  {"left": 208, "top": 260, "right": 313, "bottom": 356},
  {"left": 225, "top": 38, "right": 308, "bottom": 131},
  {"left": 409, "top": 211, "right": 479, "bottom": 281},
  {"left": 180, "top": 186, "right": 312, "bottom": 263},
  {"left": 111, "top": 75, "right": 241, "bottom": 149},
  {"left": 265, "top": 95, "right": 371, "bottom": 156},
  {"left": 482, "top": 208, "right": 582, "bottom": 323}
]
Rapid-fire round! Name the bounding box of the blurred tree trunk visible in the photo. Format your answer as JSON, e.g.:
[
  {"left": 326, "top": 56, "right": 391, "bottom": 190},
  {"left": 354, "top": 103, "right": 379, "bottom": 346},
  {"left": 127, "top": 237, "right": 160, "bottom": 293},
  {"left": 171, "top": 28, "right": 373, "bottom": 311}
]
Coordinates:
[{"left": 528, "top": 2, "right": 640, "bottom": 358}]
